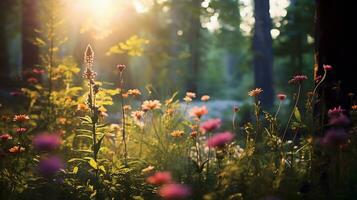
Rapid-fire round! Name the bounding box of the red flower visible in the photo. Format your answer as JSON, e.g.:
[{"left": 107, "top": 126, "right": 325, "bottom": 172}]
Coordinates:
[
  {"left": 159, "top": 183, "right": 191, "bottom": 200},
  {"left": 0, "top": 134, "right": 12, "bottom": 141},
  {"left": 277, "top": 93, "right": 287, "bottom": 101},
  {"left": 200, "top": 118, "right": 221, "bottom": 133},
  {"left": 323, "top": 64, "right": 333, "bottom": 71},
  {"left": 13, "top": 114, "right": 30, "bottom": 122},
  {"left": 32, "top": 68, "right": 45, "bottom": 75},
  {"left": 146, "top": 171, "right": 172, "bottom": 185},
  {"left": 207, "top": 132, "right": 234, "bottom": 148},
  {"left": 15, "top": 128, "right": 27, "bottom": 134},
  {"left": 27, "top": 77, "right": 39, "bottom": 84}
]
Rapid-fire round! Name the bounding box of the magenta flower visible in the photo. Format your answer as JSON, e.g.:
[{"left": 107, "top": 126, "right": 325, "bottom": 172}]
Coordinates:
[
  {"left": 38, "top": 156, "right": 64, "bottom": 177},
  {"left": 200, "top": 118, "right": 222, "bottom": 133},
  {"left": 159, "top": 183, "right": 191, "bottom": 200},
  {"left": 323, "top": 64, "right": 333, "bottom": 71},
  {"left": 329, "top": 114, "right": 350, "bottom": 126},
  {"left": 207, "top": 132, "right": 234, "bottom": 148},
  {"left": 33, "top": 133, "right": 61, "bottom": 151},
  {"left": 0, "top": 134, "right": 12, "bottom": 141},
  {"left": 146, "top": 171, "right": 172, "bottom": 185},
  {"left": 288, "top": 75, "right": 308, "bottom": 84},
  {"left": 328, "top": 106, "right": 345, "bottom": 118},
  {"left": 321, "top": 128, "right": 348, "bottom": 147},
  {"left": 277, "top": 93, "right": 287, "bottom": 101}
]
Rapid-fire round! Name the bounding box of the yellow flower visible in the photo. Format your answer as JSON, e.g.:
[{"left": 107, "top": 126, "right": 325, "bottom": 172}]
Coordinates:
[
  {"left": 201, "top": 95, "right": 210, "bottom": 101},
  {"left": 141, "top": 100, "right": 161, "bottom": 111},
  {"left": 170, "top": 130, "right": 184, "bottom": 137},
  {"left": 248, "top": 88, "right": 263, "bottom": 97}
]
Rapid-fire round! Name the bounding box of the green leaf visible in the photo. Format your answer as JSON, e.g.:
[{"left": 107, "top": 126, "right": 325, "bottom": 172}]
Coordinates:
[
  {"left": 88, "top": 159, "right": 98, "bottom": 169},
  {"left": 99, "top": 166, "right": 106, "bottom": 173},
  {"left": 75, "top": 134, "right": 93, "bottom": 140},
  {"left": 294, "top": 107, "right": 302, "bottom": 122},
  {"left": 93, "top": 135, "right": 105, "bottom": 156},
  {"left": 67, "top": 158, "right": 86, "bottom": 163}
]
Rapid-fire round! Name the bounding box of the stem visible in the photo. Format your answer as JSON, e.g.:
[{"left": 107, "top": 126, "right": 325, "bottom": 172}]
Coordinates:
[
  {"left": 274, "top": 101, "right": 282, "bottom": 119},
  {"left": 232, "top": 112, "right": 237, "bottom": 131},
  {"left": 254, "top": 97, "right": 260, "bottom": 142},
  {"left": 282, "top": 84, "right": 302, "bottom": 141},
  {"left": 120, "top": 73, "right": 128, "bottom": 167},
  {"left": 312, "top": 69, "right": 327, "bottom": 95},
  {"left": 206, "top": 132, "right": 211, "bottom": 177}
]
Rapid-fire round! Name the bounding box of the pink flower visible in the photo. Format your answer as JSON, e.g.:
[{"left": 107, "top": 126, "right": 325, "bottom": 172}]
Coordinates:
[
  {"left": 33, "top": 133, "right": 61, "bottom": 151},
  {"left": 328, "top": 106, "right": 345, "bottom": 118},
  {"left": 146, "top": 171, "right": 172, "bottom": 185},
  {"left": 200, "top": 118, "right": 221, "bottom": 132},
  {"left": 321, "top": 128, "right": 348, "bottom": 147},
  {"left": 159, "top": 183, "right": 191, "bottom": 200},
  {"left": 0, "top": 134, "right": 12, "bottom": 141},
  {"left": 27, "top": 77, "right": 39, "bottom": 84},
  {"left": 15, "top": 128, "right": 27, "bottom": 134},
  {"left": 288, "top": 75, "right": 308, "bottom": 84},
  {"left": 277, "top": 93, "right": 287, "bottom": 101},
  {"left": 10, "top": 91, "right": 23, "bottom": 96},
  {"left": 207, "top": 132, "right": 234, "bottom": 148},
  {"left": 329, "top": 114, "right": 350, "bottom": 126},
  {"left": 323, "top": 64, "right": 333, "bottom": 71},
  {"left": 32, "top": 68, "right": 45, "bottom": 75},
  {"left": 189, "top": 106, "right": 208, "bottom": 119}
]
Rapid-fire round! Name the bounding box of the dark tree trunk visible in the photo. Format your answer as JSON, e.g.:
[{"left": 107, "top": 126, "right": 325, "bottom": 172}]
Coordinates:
[
  {"left": 22, "top": 0, "right": 39, "bottom": 71},
  {"left": 315, "top": 0, "right": 357, "bottom": 111},
  {"left": 186, "top": 0, "right": 202, "bottom": 93},
  {"left": 253, "top": 0, "right": 274, "bottom": 108},
  {"left": 0, "top": 0, "right": 10, "bottom": 81}
]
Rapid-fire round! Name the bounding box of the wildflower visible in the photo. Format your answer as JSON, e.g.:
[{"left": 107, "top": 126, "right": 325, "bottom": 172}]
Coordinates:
[
  {"left": 131, "top": 111, "right": 145, "bottom": 120},
  {"left": 248, "top": 88, "right": 263, "bottom": 97},
  {"left": 159, "top": 183, "right": 191, "bottom": 200},
  {"left": 77, "top": 103, "right": 88, "bottom": 111},
  {"left": 288, "top": 75, "right": 308, "bottom": 84},
  {"left": 323, "top": 64, "right": 333, "bottom": 71},
  {"left": 352, "top": 105, "right": 357, "bottom": 110},
  {"left": 200, "top": 118, "right": 221, "bottom": 133},
  {"left": 84, "top": 44, "right": 94, "bottom": 65},
  {"left": 27, "top": 77, "right": 39, "bottom": 84},
  {"left": 277, "top": 93, "right": 287, "bottom": 101},
  {"left": 201, "top": 95, "right": 210, "bottom": 101},
  {"left": 186, "top": 92, "right": 196, "bottom": 99},
  {"left": 13, "top": 114, "right": 30, "bottom": 122},
  {"left": 146, "top": 171, "right": 172, "bottom": 185},
  {"left": 321, "top": 128, "right": 348, "bottom": 147},
  {"left": 9, "top": 146, "right": 25, "bottom": 153},
  {"left": 15, "top": 128, "right": 27, "bottom": 134},
  {"left": 207, "top": 132, "right": 234, "bottom": 148},
  {"left": 142, "top": 100, "right": 162, "bottom": 111},
  {"left": 170, "top": 130, "right": 184, "bottom": 137},
  {"left": 183, "top": 96, "right": 192, "bottom": 103},
  {"left": 123, "top": 105, "right": 132, "bottom": 111},
  {"left": 190, "top": 131, "right": 198, "bottom": 138},
  {"left": 33, "top": 133, "right": 61, "bottom": 151},
  {"left": 0, "top": 134, "right": 12, "bottom": 141},
  {"left": 189, "top": 106, "right": 208, "bottom": 119},
  {"left": 127, "top": 89, "right": 141, "bottom": 96},
  {"left": 38, "top": 156, "right": 64, "bottom": 177},
  {"left": 32, "top": 68, "right": 45, "bottom": 75},
  {"left": 116, "top": 64, "right": 126, "bottom": 73},
  {"left": 328, "top": 106, "right": 345, "bottom": 118},
  {"left": 329, "top": 114, "right": 350, "bottom": 126},
  {"left": 142, "top": 165, "right": 155, "bottom": 174}
]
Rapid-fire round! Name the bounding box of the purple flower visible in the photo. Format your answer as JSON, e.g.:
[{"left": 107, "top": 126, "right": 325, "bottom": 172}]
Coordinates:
[
  {"left": 207, "top": 132, "right": 234, "bottom": 148},
  {"left": 321, "top": 128, "right": 348, "bottom": 147},
  {"left": 158, "top": 183, "right": 191, "bottom": 200},
  {"left": 33, "top": 133, "right": 61, "bottom": 151},
  {"left": 38, "top": 156, "right": 64, "bottom": 177},
  {"left": 329, "top": 114, "right": 350, "bottom": 126}
]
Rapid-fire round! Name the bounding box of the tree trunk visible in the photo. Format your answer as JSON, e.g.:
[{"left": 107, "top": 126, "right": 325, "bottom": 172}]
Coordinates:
[
  {"left": 253, "top": 0, "right": 274, "bottom": 108},
  {"left": 186, "top": 0, "right": 202, "bottom": 93},
  {"left": 22, "top": 0, "right": 39, "bottom": 71},
  {"left": 0, "top": 0, "right": 10, "bottom": 82},
  {"left": 315, "top": 0, "right": 357, "bottom": 111}
]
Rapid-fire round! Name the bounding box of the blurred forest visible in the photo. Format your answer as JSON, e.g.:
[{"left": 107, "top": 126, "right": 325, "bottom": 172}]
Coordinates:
[{"left": 0, "top": 0, "right": 314, "bottom": 106}]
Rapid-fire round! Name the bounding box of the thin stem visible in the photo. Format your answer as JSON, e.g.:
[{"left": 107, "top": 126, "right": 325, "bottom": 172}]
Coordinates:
[
  {"left": 312, "top": 69, "right": 327, "bottom": 95},
  {"left": 120, "top": 73, "right": 128, "bottom": 167},
  {"left": 274, "top": 101, "right": 282, "bottom": 119},
  {"left": 232, "top": 112, "right": 237, "bottom": 131},
  {"left": 282, "top": 84, "right": 302, "bottom": 141}
]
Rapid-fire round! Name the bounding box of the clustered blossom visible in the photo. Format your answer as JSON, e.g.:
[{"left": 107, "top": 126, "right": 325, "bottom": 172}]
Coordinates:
[
  {"left": 142, "top": 100, "right": 162, "bottom": 111},
  {"left": 207, "top": 132, "right": 234, "bottom": 148},
  {"left": 189, "top": 106, "right": 208, "bottom": 119},
  {"left": 146, "top": 171, "right": 172, "bottom": 185},
  {"left": 248, "top": 88, "right": 263, "bottom": 97},
  {"left": 13, "top": 114, "right": 30, "bottom": 122},
  {"left": 288, "top": 75, "right": 308, "bottom": 84},
  {"left": 170, "top": 130, "right": 184, "bottom": 137},
  {"left": 201, "top": 95, "right": 210, "bottom": 101},
  {"left": 38, "top": 156, "right": 64, "bottom": 177},
  {"left": 277, "top": 93, "right": 287, "bottom": 101},
  {"left": 33, "top": 133, "right": 61, "bottom": 151},
  {"left": 158, "top": 183, "right": 191, "bottom": 200},
  {"left": 200, "top": 118, "right": 221, "bottom": 133}
]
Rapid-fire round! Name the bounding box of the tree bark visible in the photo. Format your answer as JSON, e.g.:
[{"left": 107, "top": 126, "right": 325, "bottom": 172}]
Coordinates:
[
  {"left": 22, "top": 0, "right": 39, "bottom": 71},
  {"left": 253, "top": 0, "right": 274, "bottom": 108}
]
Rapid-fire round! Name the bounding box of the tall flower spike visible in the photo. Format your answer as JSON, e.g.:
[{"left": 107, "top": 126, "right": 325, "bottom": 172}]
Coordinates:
[{"left": 84, "top": 44, "right": 94, "bottom": 66}]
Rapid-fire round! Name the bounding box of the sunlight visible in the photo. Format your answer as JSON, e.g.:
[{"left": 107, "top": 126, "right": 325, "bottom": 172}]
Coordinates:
[{"left": 87, "top": 0, "right": 114, "bottom": 20}]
